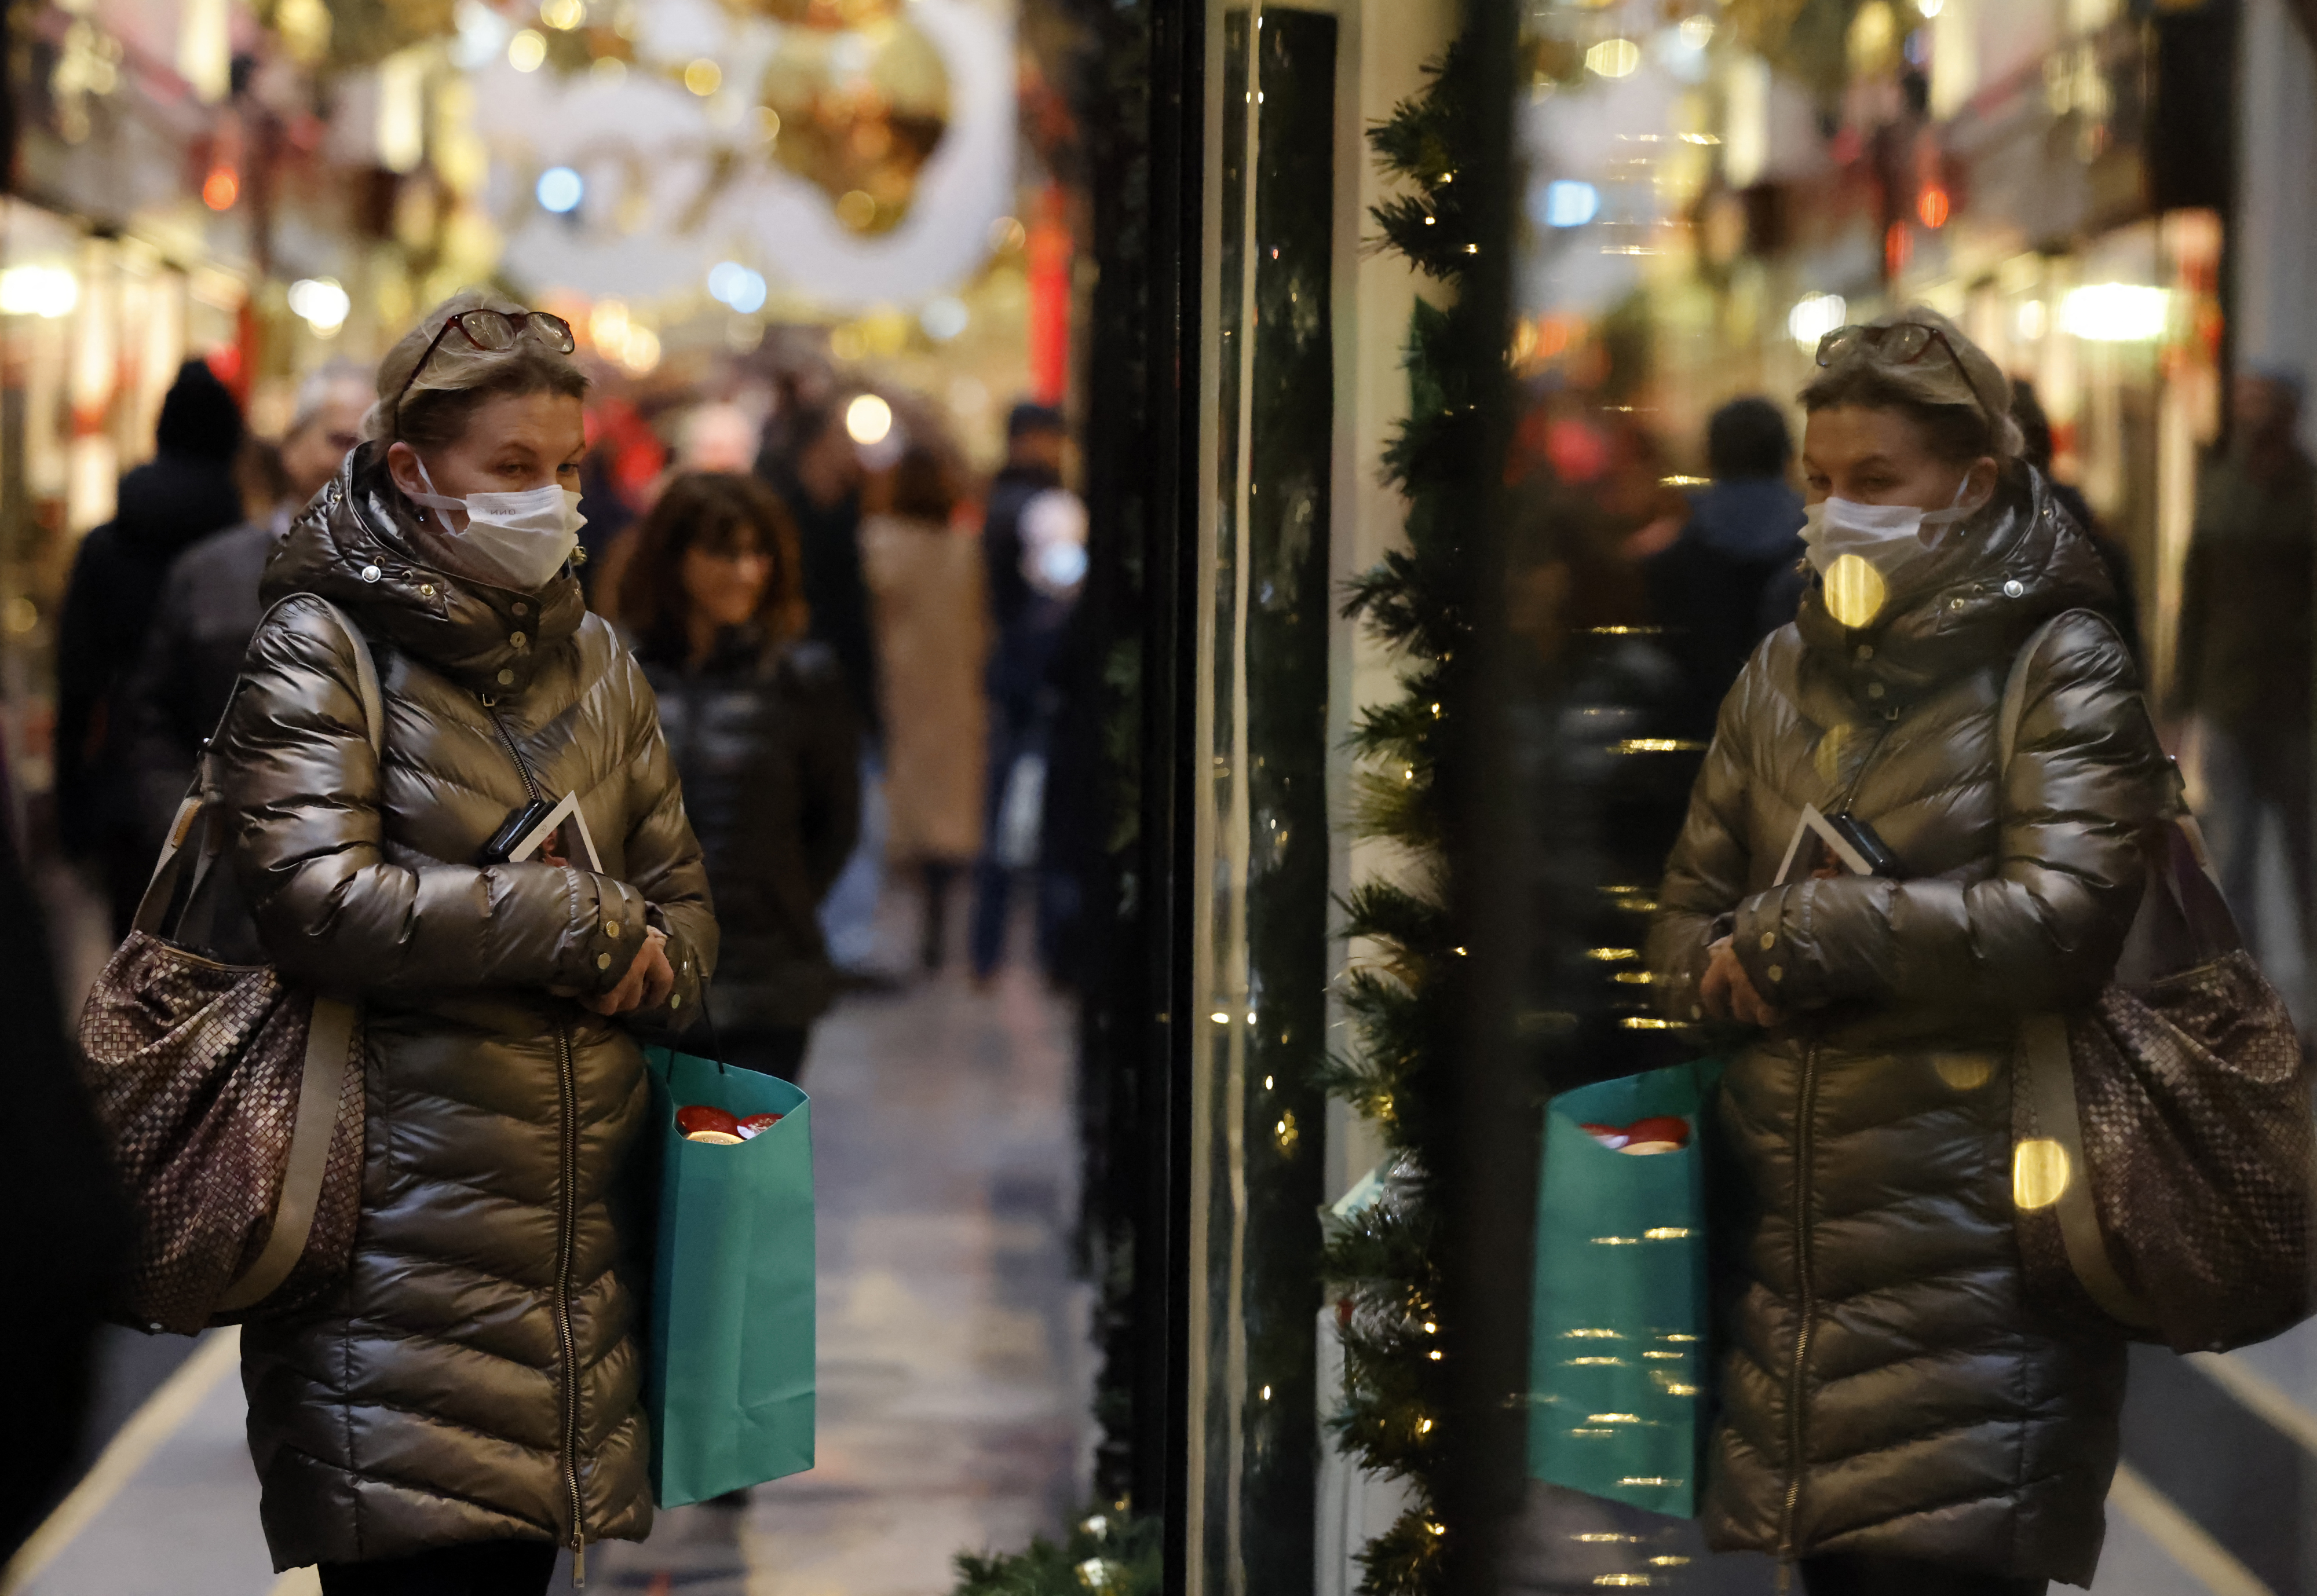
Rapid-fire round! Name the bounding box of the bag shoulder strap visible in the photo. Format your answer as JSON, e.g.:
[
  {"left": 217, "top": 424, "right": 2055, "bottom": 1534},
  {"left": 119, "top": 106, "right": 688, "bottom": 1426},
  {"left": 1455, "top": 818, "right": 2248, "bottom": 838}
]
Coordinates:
[
  {"left": 207, "top": 596, "right": 381, "bottom": 1316},
  {"left": 1997, "top": 612, "right": 2089, "bottom": 777},
  {"left": 2019, "top": 1013, "right": 2156, "bottom": 1330}
]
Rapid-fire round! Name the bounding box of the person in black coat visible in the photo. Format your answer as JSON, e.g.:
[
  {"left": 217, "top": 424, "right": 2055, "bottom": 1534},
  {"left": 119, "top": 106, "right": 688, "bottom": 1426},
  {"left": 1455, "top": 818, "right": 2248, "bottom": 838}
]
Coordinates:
[
  {"left": 54, "top": 358, "right": 244, "bottom": 935},
  {"left": 620, "top": 471, "right": 861, "bottom": 1081},
  {"left": 969, "top": 402, "right": 1077, "bottom": 980},
  {"left": 123, "top": 362, "right": 371, "bottom": 862},
  {"left": 1644, "top": 396, "right": 1807, "bottom": 742},
  {"left": 0, "top": 772, "right": 130, "bottom": 1560}
]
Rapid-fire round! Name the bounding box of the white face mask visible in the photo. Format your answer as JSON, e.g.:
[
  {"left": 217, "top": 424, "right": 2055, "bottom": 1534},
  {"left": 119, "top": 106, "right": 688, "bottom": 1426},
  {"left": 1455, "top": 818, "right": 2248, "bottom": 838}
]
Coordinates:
[
  {"left": 406, "top": 461, "right": 586, "bottom": 592},
  {"left": 1801, "top": 478, "right": 1978, "bottom": 627}
]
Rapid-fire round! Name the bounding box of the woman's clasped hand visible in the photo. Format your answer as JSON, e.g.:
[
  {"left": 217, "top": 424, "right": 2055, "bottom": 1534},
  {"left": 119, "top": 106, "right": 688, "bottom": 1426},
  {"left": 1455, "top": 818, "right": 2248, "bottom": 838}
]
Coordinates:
[
  {"left": 1699, "top": 934, "right": 1785, "bottom": 1028},
  {"left": 582, "top": 925, "right": 675, "bottom": 1016}
]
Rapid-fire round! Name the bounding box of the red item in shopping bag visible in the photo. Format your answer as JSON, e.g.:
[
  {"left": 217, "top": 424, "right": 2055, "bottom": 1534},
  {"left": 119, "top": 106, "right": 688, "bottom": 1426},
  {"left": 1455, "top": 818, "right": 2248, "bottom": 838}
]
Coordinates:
[
  {"left": 1581, "top": 1123, "right": 1629, "bottom": 1150},
  {"left": 677, "top": 1105, "right": 744, "bottom": 1144},
  {"left": 736, "top": 1113, "right": 783, "bottom": 1140},
  {"left": 1618, "top": 1115, "right": 1691, "bottom": 1155}
]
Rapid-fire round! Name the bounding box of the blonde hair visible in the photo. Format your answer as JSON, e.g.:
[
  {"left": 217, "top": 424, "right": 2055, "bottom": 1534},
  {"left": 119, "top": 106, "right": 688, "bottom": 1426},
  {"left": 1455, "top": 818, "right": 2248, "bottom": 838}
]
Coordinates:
[{"left": 366, "top": 288, "right": 588, "bottom": 449}]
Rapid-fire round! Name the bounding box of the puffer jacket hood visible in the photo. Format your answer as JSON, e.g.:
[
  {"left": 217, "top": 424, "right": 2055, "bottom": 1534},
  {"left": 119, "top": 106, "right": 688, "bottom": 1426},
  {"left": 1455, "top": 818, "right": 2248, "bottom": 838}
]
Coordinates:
[
  {"left": 263, "top": 442, "right": 589, "bottom": 700},
  {"left": 1790, "top": 462, "right": 2117, "bottom": 719},
  {"left": 220, "top": 443, "right": 715, "bottom": 1571},
  {"left": 1646, "top": 466, "right": 2174, "bottom": 1584}
]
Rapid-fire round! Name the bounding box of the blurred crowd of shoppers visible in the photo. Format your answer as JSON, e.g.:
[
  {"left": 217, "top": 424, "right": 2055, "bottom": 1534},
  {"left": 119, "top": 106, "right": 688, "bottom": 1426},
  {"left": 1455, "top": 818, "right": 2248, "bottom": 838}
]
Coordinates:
[{"left": 51, "top": 350, "right": 1089, "bottom": 1044}]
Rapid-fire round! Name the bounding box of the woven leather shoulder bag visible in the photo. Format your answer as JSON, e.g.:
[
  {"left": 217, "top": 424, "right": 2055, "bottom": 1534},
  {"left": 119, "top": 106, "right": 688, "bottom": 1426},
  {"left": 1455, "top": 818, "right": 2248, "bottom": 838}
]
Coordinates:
[
  {"left": 2003, "top": 610, "right": 2317, "bottom": 1352},
  {"left": 76, "top": 596, "right": 379, "bottom": 1335}
]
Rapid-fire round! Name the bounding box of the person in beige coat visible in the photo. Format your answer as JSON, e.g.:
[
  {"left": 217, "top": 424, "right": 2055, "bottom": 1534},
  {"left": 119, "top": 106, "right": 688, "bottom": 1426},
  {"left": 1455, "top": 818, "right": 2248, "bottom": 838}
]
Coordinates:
[{"left": 861, "top": 444, "right": 988, "bottom": 970}]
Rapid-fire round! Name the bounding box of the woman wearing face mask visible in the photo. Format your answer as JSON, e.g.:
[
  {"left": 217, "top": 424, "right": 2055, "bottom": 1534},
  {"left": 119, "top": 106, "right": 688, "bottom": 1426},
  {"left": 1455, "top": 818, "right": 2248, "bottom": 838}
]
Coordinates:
[
  {"left": 1647, "top": 309, "right": 2172, "bottom": 1595},
  {"left": 619, "top": 472, "right": 861, "bottom": 1082},
  {"left": 213, "top": 290, "right": 715, "bottom": 1595}
]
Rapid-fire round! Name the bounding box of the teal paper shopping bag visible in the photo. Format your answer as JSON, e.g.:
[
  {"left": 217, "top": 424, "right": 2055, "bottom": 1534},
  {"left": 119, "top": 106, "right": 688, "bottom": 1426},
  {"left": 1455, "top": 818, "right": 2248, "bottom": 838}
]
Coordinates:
[
  {"left": 1527, "top": 1059, "right": 1722, "bottom": 1518},
  {"left": 641, "top": 1048, "right": 816, "bottom": 1506}
]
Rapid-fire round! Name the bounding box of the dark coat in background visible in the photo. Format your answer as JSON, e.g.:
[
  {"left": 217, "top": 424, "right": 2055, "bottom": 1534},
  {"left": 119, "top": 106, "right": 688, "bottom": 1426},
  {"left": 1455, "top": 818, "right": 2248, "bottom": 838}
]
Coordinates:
[
  {"left": 1646, "top": 468, "right": 2173, "bottom": 1584},
  {"left": 123, "top": 518, "right": 279, "bottom": 855},
  {"left": 2172, "top": 444, "right": 2317, "bottom": 738},
  {"left": 636, "top": 627, "right": 860, "bottom": 1031},
  {"left": 55, "top": 360, "right": 245, "bottom": 932},
  {"left": 980, "top": 460, "right": 1069, "bottom": 713},
  {"left": 0, "top": 800, "right": 130, "bottom": 1560},
  {"left": 222, "top": 445, "right": 715, "bottom": 1571},
  {"left": 1646, "top": 477, "right": 1806, "bottom": 739},
  {"left": 762, "top": 465, "right": 880, "bottom": 739}
]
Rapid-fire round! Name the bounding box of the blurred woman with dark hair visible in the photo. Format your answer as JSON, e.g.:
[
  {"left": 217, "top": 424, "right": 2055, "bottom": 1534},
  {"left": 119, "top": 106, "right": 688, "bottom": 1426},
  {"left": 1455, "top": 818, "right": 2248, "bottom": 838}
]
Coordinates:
[
  {"left": 621, "top": 471, "right": 861, "bottom": 1081},
  {"left": 863, "top": 443, "right": 988, "bottom": 971}
]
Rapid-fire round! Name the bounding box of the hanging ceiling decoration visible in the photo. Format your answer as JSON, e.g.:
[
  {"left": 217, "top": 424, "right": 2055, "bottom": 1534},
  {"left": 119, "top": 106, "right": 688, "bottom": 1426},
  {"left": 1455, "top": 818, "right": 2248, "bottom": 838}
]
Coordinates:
[{"left": 757, "top": 8, "right": 952, "bottom": 235}]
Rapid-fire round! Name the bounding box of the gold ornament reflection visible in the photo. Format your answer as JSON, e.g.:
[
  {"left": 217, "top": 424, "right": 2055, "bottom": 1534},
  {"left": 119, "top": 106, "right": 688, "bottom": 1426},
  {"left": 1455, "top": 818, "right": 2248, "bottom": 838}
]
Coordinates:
[
  {"left": 1823, "top": 552, "right": 1888, "bottom": 628},
  {"left": 2012, "top": 1137, "right": 2071, "bottom": 1210},
  {"left": 755, "top": 8, "right": 951, "bottom": 235}
]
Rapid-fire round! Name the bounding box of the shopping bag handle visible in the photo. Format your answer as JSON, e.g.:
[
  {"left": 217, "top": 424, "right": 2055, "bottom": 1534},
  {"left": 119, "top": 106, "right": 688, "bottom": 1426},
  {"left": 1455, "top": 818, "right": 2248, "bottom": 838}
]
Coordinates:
[{"left": 696, "top": 980, "right": 729, "bottom": 1077}]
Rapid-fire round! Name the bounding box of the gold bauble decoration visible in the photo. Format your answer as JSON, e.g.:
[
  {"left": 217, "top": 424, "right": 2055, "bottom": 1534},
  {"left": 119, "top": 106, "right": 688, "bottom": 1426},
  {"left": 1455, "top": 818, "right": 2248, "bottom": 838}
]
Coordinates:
[{"left": 759, "top": 15, "right": 949, "bottom": 235}]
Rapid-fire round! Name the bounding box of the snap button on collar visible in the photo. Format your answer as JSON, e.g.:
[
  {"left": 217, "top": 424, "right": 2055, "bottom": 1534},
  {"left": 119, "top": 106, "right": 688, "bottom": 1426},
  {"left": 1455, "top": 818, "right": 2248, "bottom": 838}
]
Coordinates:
[
  {"left": 2004, "top": 579, "right": 2025, "bottom": 598},
  {"left": 360, "top": 565, "right": 381, "bottom": 583}
]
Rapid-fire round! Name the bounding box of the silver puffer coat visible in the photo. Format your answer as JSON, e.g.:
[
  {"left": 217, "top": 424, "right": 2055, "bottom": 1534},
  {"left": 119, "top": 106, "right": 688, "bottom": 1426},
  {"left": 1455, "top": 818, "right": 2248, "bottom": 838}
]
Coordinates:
[
  {"left": 1647, "top": 467, "right": 2173, "bottom": 1585},
  {"left": 221, "top": 445, "right": 716, "bottom": 1571}
]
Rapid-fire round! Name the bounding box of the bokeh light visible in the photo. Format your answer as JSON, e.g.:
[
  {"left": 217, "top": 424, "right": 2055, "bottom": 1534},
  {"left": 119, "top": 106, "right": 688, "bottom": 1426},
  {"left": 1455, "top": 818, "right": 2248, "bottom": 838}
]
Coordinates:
[
  {"left": 536, "top": 166, "right": 585, "bottom": 214},
  {"left": 845, "top": 394, "right": 894, "bottom": 446}
]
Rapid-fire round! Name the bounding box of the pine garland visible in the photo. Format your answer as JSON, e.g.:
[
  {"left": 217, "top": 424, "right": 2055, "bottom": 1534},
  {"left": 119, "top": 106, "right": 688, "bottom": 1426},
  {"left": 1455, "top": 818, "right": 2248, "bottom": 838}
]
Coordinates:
[
  {"left": 1317, "top": 34, "right": 1496, "bottom": 1596},
  {"left": 949, "top": 1508, "right": 1163, "bottom": 1596}
]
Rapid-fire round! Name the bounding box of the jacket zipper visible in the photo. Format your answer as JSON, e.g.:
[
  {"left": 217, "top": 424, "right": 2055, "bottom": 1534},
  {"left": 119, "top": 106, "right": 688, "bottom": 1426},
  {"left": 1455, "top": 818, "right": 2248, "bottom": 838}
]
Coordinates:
[
  {"left": 483, "top": 692, "right": 586, "bottom": 1583},
  {"left": 1778, "top": 1033, "right": 1821, "bottom": 1565},
  {"left": 1778, "top": 712, "right": 1896, "bottom": 1568},
  {"left": 553, "top": 1019, "right": 586, "bottom": 1587}
]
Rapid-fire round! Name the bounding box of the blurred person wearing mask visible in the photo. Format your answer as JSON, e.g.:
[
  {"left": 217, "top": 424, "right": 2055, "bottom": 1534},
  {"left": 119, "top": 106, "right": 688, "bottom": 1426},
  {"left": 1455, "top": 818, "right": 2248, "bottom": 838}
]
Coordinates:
[
  {"left": 54, "top": 357, "right": 245, "bottom": 935},
  {"left": 861, "top": 444, "right": 988, "bottom": 971},
  {"left": 123, "top": 361, "right": 371, "bottom": 866},
  {"left": 2170, "top": 368, "right": 2316, "bottom": 960},
  {"left": 1644, "top": 395, "right": 1806, "bottom": 740},
  {"left": 1649, "top": 308, "right": 2171, "bottom": 1595},
  {"left": 970, "top": 403, "right": 1081, "bottom": 983},
  {"left": 210, "top": 290, "right": 712, "bottom": 1593},
  {"left": 759, "top": 400, "right": 889, "bottom": 979},
  {"left": 622, "top": 472, "right": 861, "bottom": 1079}
]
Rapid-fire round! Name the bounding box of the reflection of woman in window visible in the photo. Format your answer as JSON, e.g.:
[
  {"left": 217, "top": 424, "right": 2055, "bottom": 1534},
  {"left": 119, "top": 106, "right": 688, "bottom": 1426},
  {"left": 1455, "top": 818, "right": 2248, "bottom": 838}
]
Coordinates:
[{"left": 1648, "top": 309, "right": 2173, "bottom": 1596}]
